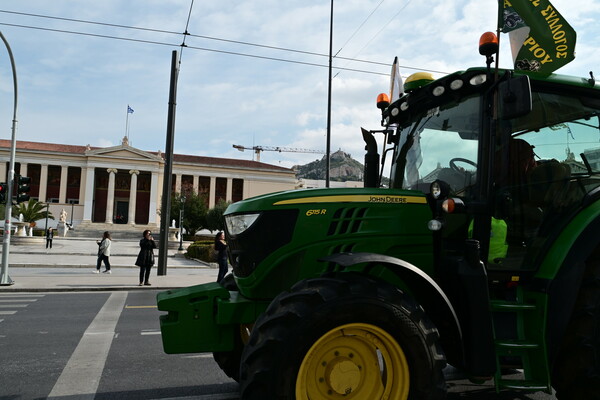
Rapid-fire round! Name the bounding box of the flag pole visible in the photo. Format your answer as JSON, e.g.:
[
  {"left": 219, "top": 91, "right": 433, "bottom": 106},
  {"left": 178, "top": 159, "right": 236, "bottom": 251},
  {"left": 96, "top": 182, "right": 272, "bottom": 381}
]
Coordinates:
[{"left": 125, "top": 105, "right": 130, "bottom": 141}]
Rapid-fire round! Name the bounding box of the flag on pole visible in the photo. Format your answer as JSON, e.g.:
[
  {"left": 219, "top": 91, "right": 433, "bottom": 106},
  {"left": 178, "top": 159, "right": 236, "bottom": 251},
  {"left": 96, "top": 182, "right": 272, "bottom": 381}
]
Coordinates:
[
  {"left": 127, "top": 105, "right": 134, "bottom": 114},
  {"left": 389, "top": 56, "right": 404, "bottom": 102},
  {"left": 499, "top": 0, "right": 576, "bottom": 74}
]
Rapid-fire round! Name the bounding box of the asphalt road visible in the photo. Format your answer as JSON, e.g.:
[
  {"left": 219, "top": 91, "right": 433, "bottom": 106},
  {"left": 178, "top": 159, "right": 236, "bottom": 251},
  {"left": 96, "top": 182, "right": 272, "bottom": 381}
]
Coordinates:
[{"left": 0, "top": 290, "right": 557, "bottom": 399}]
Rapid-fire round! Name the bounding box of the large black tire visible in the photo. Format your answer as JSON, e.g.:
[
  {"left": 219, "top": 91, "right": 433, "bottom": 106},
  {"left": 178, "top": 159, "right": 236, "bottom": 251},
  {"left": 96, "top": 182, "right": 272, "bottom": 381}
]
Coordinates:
[
  {"left": 213, "top": 273, "right": 244, "bottom": 382},
  {"left": 552, "top": 248, "right": 600, "bottom": 399},
  {"left": 239, "top": 273, "right": 447, "bottom": 400}
]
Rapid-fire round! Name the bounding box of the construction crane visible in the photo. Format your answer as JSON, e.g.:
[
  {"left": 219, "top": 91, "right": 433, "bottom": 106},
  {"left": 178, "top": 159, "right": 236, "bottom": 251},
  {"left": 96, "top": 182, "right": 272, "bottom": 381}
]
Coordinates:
[{"left": 233, "top": 144, "right": 325, "bottom": 162}]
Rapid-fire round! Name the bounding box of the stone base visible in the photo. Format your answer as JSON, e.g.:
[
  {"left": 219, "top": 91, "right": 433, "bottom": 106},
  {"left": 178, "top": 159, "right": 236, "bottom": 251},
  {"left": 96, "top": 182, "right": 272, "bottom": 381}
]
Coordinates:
[
  {"left": 5, "top": 236, "right": 44, "bottom": 245},
  {"left": 57, "top": 222, "right": 68, "bottom": 237}
]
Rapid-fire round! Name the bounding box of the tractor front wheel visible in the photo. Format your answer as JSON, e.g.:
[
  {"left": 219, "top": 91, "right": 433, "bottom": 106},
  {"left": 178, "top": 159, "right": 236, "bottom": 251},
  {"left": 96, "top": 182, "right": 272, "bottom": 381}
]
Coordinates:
[{"left": 239, "top": 273, "right": 447, "bottom": 399}]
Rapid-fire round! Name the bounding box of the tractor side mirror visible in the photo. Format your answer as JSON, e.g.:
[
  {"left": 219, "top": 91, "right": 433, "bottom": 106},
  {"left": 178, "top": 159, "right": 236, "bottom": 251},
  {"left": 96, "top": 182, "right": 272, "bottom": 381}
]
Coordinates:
[{"left": 498, "top": 75, "right": 532, "bottom": 120}]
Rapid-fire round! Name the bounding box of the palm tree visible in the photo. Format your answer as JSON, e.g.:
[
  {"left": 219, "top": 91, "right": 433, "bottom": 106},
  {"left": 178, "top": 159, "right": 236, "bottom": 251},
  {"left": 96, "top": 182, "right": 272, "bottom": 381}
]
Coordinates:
[{"left": 13, "top": 199, "right": 54, "bottom": 230}]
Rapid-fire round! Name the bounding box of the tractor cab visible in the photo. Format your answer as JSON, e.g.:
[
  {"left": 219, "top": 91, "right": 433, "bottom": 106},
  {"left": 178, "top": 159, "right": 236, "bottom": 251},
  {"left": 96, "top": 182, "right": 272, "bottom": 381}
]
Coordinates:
[{"left": 373, "top": 67, "right": 600, "bottom": 277}]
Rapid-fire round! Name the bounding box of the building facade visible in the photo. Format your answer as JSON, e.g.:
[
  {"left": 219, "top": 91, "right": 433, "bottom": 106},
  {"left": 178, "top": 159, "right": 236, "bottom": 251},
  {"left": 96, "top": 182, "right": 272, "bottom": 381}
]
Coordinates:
[{"left": 0, "top": 138, "right": 297, "bottom": 229}]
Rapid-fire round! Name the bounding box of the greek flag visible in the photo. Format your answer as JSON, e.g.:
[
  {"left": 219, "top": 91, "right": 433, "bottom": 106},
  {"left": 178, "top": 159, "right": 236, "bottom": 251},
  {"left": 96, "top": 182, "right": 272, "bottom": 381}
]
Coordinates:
[{"left": 127, "top": 105, "right": 134, "bottom": 114}]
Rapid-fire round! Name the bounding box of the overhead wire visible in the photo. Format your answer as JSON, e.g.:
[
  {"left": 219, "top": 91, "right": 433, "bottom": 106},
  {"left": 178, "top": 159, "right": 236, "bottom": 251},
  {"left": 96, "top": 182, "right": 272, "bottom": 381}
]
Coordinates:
[
  {"left": 0, "top": 8, "right": 448, "bottom": 76},
  {"left": 333, "top": 0, "right": 386, "bottom": 58},
  {"left": 0, "top": 21, "right": 389, "bottom": 76},
  {"left": 334, "top": 0, "right": 414, "bottom": 79},
  {"left": 179, "top": 0, "right": 194, "bottom": 59}
]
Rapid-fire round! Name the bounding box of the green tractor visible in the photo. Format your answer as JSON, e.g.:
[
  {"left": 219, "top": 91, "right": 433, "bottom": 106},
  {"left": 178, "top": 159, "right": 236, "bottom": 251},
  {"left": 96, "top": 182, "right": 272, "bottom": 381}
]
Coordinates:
[{"left": 157, "top": 36, "right": 600, "bottom": 399}]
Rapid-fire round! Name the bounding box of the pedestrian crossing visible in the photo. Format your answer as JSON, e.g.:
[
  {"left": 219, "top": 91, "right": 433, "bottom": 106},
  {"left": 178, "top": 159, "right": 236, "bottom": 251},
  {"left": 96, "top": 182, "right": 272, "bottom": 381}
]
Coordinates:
[{"left": 0, "top": 294, "right": 44, "bottom": 318}]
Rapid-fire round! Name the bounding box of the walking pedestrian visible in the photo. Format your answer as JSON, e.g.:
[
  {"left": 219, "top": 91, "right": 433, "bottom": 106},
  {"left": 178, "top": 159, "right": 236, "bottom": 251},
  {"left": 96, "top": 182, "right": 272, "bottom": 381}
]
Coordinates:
[
  {"left": 135, "top": 229, "right": 156, "bottom": 286},
  {"left": 214, "top": 231, "right": 228, "bottom": 282},
  {"left": 94, "top": 231, "right": 112, "bottom": 274},
  {"left": 45, "top": 227, "right": 54, "bottom": 249}
]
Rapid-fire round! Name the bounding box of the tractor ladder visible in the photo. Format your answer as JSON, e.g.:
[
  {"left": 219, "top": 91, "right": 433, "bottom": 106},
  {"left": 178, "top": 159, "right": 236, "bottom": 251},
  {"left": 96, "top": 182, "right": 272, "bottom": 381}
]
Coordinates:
[{"left": 490, "top": 288, "right": 552, "bottom": 394}]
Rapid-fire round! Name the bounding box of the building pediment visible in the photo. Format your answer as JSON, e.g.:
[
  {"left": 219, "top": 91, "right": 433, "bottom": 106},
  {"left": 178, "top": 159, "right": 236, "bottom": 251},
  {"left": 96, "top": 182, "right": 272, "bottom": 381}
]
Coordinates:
[{"left": 85, "top": 139, "right": 162, "bottom": 162}]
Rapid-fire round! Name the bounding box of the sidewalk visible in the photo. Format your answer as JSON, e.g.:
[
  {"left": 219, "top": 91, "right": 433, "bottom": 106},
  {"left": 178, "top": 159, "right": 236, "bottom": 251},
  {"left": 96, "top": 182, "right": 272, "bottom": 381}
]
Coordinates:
[{"left": 0, "top": 236, "right": 219, "bottom": 292}]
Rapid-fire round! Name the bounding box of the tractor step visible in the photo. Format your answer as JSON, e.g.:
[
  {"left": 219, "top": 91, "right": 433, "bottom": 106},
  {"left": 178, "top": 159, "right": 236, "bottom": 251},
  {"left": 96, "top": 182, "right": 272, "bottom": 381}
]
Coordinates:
[
  {"left": 490, "top": 290, "right": 551, "bottom": 394},
  {"left": 495, "top": 340, "right": 540, "bottom": 350},
  {"left": 497, "top": 379, "right": 551, "bottom": 392},
  {"left": 490, "top": 300, "right": 536, "bottom": 312}
]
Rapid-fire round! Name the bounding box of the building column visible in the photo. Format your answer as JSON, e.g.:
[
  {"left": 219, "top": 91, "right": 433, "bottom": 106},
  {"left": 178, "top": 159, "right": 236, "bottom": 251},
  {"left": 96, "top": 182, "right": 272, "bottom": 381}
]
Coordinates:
[
  {"left": 226, "top": 178, "right": 233, "bottom": 202},
  {"left": 59, "top": 166, "right": 68, "bottom": 203},
  {"left": 209, "top": 176, "right": 216, "bottom": 208},
  {"left": 148, "top": 171, "right": 159, "bottom": 224},
  {"left": 175, "top": 173, "right": 182, "bottom": 193},
  {"left": 0, "top": 162, "right": 6, "bottom": 182},
  {"left": 128, "top": 170, "right": 139, "bottom": 225},
  {"left": 19, "top": 163, "right": 28, "bottom": 177},
  {"left": 192, "top": 175, "right": 199, "bottom": 195},
  {"left": 38, "top": 164, "right": 49, "bottom": 202},
  {"left": 105, "top": 168, "right": 118, "bottom": 224},
  {"left": 82, "top": 167, "right": 95, "bottom": 222}
]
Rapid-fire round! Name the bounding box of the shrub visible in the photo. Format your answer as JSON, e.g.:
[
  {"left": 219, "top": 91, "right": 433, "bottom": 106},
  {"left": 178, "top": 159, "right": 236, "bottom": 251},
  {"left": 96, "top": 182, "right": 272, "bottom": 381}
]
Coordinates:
[{"left": 186, "top": 240, "right": 215, "bottom": 263}]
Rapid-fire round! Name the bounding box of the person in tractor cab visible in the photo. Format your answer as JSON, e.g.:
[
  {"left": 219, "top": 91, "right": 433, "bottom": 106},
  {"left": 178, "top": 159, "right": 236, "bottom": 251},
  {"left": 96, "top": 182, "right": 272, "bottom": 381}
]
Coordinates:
[
  {"left": 491, "top": 137, "right": 537, "bottom": 264},
  {"left": 492, "top": 136, "right": 572, "bottom": 267}
]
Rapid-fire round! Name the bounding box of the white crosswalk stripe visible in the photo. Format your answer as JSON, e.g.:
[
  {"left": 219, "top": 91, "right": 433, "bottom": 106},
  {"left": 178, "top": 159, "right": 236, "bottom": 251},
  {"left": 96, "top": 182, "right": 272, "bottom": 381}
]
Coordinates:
[
  {"left": 0, "top": 299, "right": 38, "bottom": 302},
  {"left": 0, "top": 294, "right": 44, "bottom": 319}
]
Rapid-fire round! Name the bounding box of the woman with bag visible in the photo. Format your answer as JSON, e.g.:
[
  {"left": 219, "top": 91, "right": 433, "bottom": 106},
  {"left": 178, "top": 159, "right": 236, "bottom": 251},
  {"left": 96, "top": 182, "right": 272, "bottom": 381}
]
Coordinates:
[
  {"left": 214, "top": 231, "right": 228, "bottom": 283},
  {"left": 135, "top": 229, "right": 156, "bottom": 286}
]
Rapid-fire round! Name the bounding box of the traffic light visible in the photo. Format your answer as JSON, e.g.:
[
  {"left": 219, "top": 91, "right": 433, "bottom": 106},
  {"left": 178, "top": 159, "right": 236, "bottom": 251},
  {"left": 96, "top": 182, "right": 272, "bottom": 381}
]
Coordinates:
[
  {"left": 15, "top": 175, "right": 31, "bottom": 203},
  {"left": 0, "top": 182, "right": 6, "bottom": 203}
]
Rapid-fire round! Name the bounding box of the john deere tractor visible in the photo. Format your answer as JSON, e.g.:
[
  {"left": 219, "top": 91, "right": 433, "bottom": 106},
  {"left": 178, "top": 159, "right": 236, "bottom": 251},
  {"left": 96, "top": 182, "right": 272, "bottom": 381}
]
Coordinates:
[{"left": 157, "top": 34, "right": 600, "bottom": 399}]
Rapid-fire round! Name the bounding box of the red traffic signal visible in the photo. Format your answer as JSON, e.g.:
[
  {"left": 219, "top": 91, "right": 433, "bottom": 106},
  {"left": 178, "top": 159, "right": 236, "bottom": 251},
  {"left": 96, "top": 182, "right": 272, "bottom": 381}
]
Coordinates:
[{"left": 0, "top": 182, "right": 6, "bottom": 203}]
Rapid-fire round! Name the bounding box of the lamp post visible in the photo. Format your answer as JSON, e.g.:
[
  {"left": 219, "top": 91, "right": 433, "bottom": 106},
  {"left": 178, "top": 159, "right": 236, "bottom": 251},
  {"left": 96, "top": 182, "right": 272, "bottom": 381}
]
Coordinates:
[
  {"left": 45, "top": 203, "right": 49, "bottom": 230},
  {"left": 70, "top": 202, "right": 74, "bottom": 228},
  {"left": 0, "top": 31, "right": 18, "bottom": 286},
  {"left": 178, "top": 196, "right": 185, "bottom": 251}
]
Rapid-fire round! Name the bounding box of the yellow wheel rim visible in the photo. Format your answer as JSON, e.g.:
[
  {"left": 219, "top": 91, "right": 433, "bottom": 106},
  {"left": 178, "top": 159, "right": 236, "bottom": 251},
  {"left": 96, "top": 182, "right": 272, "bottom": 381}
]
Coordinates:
[{"left": 296, "top": 323, "right": 410, "bottom": 399}]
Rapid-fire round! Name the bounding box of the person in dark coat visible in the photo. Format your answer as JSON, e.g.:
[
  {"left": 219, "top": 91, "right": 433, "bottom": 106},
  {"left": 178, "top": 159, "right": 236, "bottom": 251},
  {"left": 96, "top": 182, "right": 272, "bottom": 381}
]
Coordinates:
[
  {"left": 214, "top": 231, "right": 228, "bottom": 282},
  {"left": 45, "top": 227, "right": 54, "bottom": 249},
  {"left": 135, "top": 229, "right": 156, "bottom": 286}
]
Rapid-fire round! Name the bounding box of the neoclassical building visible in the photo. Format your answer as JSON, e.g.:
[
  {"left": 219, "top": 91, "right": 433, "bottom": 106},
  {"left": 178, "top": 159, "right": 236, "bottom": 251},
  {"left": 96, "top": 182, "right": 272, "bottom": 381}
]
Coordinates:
[{"left": 0, "top": 137, "right": 297, "bottom": 229}]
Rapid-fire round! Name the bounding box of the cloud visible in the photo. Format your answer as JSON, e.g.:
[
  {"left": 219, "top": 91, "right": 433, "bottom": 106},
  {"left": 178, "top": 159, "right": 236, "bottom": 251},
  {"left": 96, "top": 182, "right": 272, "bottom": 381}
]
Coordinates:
[{"left": 0, "top": 0, "right": 597, "bottom": 172}]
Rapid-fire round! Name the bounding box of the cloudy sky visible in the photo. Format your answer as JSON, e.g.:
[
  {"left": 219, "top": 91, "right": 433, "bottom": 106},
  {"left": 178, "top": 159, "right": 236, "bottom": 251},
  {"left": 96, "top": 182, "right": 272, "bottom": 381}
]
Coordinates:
[{"left": 0, "top": 0, "right": 598, "bottom": 169}]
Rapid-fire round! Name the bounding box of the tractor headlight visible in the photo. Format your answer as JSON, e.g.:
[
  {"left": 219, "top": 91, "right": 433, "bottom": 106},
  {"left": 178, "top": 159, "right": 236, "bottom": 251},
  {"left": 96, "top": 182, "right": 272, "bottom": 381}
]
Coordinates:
[
  {"left": 469, "top": 74, "right": 487, "bottom": 86},
  {"left": 225, "top": 213, "right": 260, "bottom": 235}
]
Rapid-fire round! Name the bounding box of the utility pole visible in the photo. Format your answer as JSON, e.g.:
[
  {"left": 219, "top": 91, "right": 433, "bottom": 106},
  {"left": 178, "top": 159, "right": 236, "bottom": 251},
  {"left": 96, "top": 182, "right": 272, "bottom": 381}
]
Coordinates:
[
  {"left": 326, "top": 0, "right": 334, "bottom": 188},
  {"left": 158, "top": 50, "right": 180, "bottom": 276},
  {"left": 0, "top": 31, "right": 18, "bottom": 286}
]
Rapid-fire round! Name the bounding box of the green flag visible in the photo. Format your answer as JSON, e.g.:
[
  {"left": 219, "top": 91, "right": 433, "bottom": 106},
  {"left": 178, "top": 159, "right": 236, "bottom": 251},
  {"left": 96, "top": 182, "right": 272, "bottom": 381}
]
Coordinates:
[{"left": 499, "top": 0, "right": 576, "bottom": 74}]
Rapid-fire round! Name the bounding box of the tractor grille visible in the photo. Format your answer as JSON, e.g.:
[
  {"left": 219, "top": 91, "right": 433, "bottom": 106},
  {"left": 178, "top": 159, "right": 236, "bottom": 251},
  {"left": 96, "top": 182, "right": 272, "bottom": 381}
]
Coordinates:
[
  {"left": 327, "top": 207, "right": 368, "bottom": 236},
  {"left": 226, "top": 209, "right": 298, "bottom": 278}
]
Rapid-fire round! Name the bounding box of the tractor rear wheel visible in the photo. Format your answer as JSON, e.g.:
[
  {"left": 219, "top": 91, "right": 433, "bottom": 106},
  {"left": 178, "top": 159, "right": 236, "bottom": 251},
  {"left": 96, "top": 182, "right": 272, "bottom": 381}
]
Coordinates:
[
  {"left": 552, "top": 248, "right": 600, "bottom": 399},
  {"left": 239, "top": 273, "right": 447, "bottom": 399}
]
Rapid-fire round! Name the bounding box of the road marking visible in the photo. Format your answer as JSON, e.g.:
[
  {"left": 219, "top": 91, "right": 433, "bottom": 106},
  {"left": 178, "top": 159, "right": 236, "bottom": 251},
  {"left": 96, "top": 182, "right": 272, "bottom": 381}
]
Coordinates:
[
  {"left": 48, "top": 292, "right": 126, "bottom": 399},
  {"left": 141, "top": 329, "right": 161, "bottom": 335},
  {"left": 0, "top": 299, "right": 38, "bottom": 302},
  {"left": 0, "top": 294, "right": 44, "bottom": 297},
  {"left": 182, "top": 354, "right": 213, "bottom": 359},
  {"left": 161, "top": 393, "right": 239, "bottom": 400},
  {"left": 0, "top": 311, "right": 17, "bottom": 315},
  {"left": 0, "top": 304, "right": 28, "bottom": 308}
]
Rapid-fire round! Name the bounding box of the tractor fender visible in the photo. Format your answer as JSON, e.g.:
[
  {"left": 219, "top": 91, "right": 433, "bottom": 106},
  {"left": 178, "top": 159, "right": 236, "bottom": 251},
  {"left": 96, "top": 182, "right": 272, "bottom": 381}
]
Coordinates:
[{"left": 320, "top": 252, "right": 465, "bottom": 366}]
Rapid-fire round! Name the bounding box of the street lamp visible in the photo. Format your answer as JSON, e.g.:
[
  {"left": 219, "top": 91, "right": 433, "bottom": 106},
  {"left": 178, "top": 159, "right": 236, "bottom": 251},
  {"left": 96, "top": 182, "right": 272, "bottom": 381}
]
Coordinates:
[
  {"left": 178, "top": 196, "right": 185, "bottom": 251},
  {"left": 44, "top": 202, "right": 49, "bottom": 231}
]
